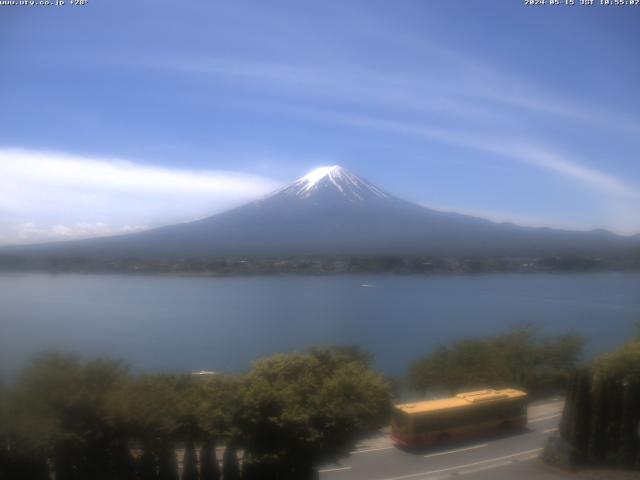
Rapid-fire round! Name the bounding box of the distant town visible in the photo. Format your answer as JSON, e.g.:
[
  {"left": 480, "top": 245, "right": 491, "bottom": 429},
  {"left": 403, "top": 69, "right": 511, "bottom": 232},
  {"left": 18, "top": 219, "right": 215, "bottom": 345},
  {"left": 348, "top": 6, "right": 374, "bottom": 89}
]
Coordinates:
[{"left": 2, "top": 252, "right": 639, "bottom": 275}]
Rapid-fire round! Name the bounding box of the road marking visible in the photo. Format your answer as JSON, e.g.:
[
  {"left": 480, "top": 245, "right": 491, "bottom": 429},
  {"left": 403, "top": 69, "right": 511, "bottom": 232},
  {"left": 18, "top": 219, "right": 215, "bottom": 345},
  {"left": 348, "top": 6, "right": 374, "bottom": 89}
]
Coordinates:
[
  {"left": 379, "top": 448, "right": 542, "bottom": 480},
  {"left": 423, "top": 443, "right": 488, "bottom": 458},
  {"left": 318, "top": 466, "right": 352, "bottom": 473},
  {"left": 351, "top": 446, "right": 395, "bottom": 454},
  {"left": 515, "top": 453, "right": 541, "bottom": 462},
  {"left": 529, "top": 413, "right": 561, "bottom": 423},
  {"left": 543, "top": 427, "right": 558, "bottom": 433},
  {"left": 459, "top": 460, "right": 512, "bottom": 475}
]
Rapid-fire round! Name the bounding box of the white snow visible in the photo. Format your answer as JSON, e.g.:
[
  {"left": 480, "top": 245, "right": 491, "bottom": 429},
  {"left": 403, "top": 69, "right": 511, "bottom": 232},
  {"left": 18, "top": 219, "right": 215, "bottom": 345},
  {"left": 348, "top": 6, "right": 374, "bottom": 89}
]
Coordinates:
[
  {"left": 259, "top": 165, "right": 390, "bottom": 203},
  {"left": 283, "top": 165, "right": 389, "bottom": 200},
  {"left": 300, "top": 165, "right": 342, "bottom": 190}
]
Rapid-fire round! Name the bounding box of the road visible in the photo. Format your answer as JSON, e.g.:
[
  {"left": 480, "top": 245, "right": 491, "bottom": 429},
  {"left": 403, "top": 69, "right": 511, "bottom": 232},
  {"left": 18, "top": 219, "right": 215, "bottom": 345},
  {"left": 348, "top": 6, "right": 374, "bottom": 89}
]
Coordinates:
[{"left": 318, "top": 400, "right": 566, "bottom": 480}]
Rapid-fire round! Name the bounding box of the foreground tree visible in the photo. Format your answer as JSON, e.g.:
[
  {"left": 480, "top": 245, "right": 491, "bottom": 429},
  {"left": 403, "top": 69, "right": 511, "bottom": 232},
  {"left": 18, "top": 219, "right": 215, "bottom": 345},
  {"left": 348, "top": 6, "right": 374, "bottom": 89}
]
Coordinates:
[
  {"left": 236, "top": 348, "right": 391, "bottom": 479},
  {"left": 221, "top": 443, "right": 241, "bottom": 480},
  {"left": 199, "top": 438, "right": 220, "bottom": 480},
  {"left": 182, "top": 440, "right": 199, "bottom": 480},
  {"left": 174, "top": 376, "right": 202, "bottom": 480},
  {"left": 122, "top": 374, "right": 183, "bottom": 480},
  {"left": 1, "top": 346, "right": 389, "bottom": 480},
  {"left": 1, "top": 381, "right": 50, "bottom": 480},
  {"left": 547, "top": 339, "right": 640, "bottom": 470},
  {"left": 7, "top": 353, "right": 134, "bottom": 480},
  {"left": 193, "top": 374, "right": 242, "bottom": 480}
]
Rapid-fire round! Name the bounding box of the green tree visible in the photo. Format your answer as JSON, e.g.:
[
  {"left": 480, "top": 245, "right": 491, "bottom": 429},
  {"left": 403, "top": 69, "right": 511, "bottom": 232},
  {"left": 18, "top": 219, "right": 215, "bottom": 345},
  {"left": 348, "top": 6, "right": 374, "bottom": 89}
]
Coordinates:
[
  {"left": 0, "top": 383, "right": 9, "bottom": 479},
  {"left": 591, "top": 339, "right": 640, "bottom": 467},
  {"left": 193, "top": 375, "right": 241, "bottom": 480},
  {"left": 551, "top": 339, "right": 640, "bottom": 469},
  {"left": 8, "top": 352, "right": 133, "bottom": 480},
  {"left": 236, "top": 348, "right": 391, "bottom": 479},
  {"left": 122, "top": 374, "right": 182, "bottom": 480},
  {"left": 1, "top": 381, "right": 50, "bottom": 480},
  {"left": 408, "top": 326, "right": 584, "bottom": 397},
  {"left": 174, "top": 376, "right": 202, "bottom": 480},
  {"left": 308, "top": 345, "right": 374, "bottom": 369}
]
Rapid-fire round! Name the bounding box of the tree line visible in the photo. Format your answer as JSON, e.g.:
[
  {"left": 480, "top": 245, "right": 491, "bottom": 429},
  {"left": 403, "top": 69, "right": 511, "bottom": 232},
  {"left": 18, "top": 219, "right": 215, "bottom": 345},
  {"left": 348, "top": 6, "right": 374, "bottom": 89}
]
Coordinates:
[
  {"left": 0, "top": 327, "right": 597, "bottom": 480},
  {"left": 0, "top": 347, "right": 391, "bottom": 480},
  {"left": 407, "top": 325, "right": 585, "bottom": 398}
]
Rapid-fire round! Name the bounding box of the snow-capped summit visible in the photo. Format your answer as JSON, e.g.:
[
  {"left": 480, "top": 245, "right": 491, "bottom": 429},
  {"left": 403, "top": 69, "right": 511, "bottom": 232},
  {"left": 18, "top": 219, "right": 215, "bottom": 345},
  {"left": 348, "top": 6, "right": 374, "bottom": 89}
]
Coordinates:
[
  {"left": 299, "top": 165, "right": 343, "bottom": 189},
  {"left": 275, "top": 165, "right": 389, "bottom": 202}
]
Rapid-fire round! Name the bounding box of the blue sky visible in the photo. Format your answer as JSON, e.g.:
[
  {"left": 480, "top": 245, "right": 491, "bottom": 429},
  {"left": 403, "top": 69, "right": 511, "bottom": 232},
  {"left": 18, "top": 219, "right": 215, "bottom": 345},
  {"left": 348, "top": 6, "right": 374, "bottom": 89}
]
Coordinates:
[{"left": 1, "top": 0, "right": 639, "bottom": 243}]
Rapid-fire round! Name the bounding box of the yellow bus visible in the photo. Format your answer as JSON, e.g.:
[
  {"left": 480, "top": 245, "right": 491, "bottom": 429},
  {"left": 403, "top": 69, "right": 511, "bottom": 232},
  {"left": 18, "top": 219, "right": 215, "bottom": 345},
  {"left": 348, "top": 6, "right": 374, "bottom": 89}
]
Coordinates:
[{"left": 391, "top": 388, "right": 528, "bottom": 448}]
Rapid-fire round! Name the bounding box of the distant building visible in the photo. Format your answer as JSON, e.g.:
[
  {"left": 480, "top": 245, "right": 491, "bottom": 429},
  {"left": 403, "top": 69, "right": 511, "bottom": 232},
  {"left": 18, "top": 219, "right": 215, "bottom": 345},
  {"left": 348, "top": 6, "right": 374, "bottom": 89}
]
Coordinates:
[{"left": 191, "top": 370, "right": 217, "bottom": 377}]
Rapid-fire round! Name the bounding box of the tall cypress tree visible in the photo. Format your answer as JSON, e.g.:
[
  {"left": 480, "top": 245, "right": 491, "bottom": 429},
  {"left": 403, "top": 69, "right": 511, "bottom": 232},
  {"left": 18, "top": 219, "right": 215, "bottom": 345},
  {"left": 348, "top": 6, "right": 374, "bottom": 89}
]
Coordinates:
[
  {"left": 588, "top": 377, "right": 609, "bottom": 464},
  {"left": 221, "top": 444, "right": 240, "bottom": 480},
  {"left": 199, "top": 438, "right": 220, "bottom": 480},
  {"left": 619, "top": 380, "right": 640, "bottom": 467},
  {"left": 157, "top": 441, "right": 178, "bottom": 480},
  {"left": 559, "top": 368, "right": 592, "bottom": 465},
  {"left": 604, "top": 380, "right": 623, "bottom": 463},
  {"left": 572, "top": 368, "right": 592, "bottom": 464},
  {"left": 2, "top": 447, "right": 50, "bottom": 480},
  {"left": 53, "top": 443, "right": 76, "bottom": 480},
  {"left": 29, "top": 455, "right": 50, "bottom": 480},
  {"left": 559, "top": 370, "right": 577, "bottom": 442},
  {"left": 555, "top": 340, "right": 640, "bottom": 469},
  {"left": 138, "top": 439, "right": 157, "bottom": 480},
  {"left": 111, "top": 440, "right": 137, "bottom": 480},
  {"left": 182, "top": 440, "right": 199, "bottom": 480}
]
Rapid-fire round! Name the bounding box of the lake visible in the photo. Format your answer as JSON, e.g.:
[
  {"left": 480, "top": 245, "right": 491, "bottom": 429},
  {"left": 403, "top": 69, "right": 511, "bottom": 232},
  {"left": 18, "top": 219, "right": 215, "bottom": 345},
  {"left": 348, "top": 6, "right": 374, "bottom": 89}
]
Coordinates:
[{"left": 1, "top": 272, "right": 639, "bottom": 380}]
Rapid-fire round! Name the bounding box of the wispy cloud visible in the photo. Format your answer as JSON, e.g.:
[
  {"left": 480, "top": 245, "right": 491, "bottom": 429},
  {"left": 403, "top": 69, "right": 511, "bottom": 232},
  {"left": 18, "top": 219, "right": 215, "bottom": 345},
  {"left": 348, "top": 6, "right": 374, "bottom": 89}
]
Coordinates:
[
  {"left": 482, "top": 142, "right": 640, "bottom": 199},
  {"left": 0, "top": 148, "right": 282, "bottom": 245},
  {"left": 136, "top": 53, "right": 640, "bottom": 136},
  {"left": 139, "top": 56, "right": 513, "bottom": 124},
  {"left": 102, "top": 23, "right": 640, "bottom": 198},
  {"left": 278, "top": 108, "right": 640, "bottom": 200},
  {"left": 0, "top": 222, "right": 149, "bottom": 244}
]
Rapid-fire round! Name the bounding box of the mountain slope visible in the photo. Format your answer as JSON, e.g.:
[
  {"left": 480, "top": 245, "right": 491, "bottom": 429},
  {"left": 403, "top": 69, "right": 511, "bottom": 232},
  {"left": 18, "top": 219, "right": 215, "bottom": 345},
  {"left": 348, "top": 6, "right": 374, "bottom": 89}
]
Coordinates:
[{"left": 3, "top": 166, "right": 637, "bottom": 259}]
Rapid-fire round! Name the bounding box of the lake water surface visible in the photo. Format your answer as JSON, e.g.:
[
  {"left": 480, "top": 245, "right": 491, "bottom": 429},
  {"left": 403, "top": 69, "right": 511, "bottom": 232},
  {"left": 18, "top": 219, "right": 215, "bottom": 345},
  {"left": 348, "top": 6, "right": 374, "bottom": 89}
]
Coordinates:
[{"left": 1, "top": 272, "right": 639, "bottom": 380}]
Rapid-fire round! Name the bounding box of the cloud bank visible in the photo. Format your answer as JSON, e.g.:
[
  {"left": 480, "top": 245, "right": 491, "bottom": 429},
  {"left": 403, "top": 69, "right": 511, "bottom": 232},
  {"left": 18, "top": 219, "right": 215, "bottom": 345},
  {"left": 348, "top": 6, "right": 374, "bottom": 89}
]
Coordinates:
[{"left": 0, "top": 148, "right": 282, "bottom": 245}]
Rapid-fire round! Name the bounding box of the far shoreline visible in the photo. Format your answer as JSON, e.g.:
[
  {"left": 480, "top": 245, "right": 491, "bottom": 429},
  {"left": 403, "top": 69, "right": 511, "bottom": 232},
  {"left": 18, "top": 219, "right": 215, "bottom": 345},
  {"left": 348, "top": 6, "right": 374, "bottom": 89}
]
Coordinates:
[{"left": 1, "top": 267, "right": 640, "bottom": 279}]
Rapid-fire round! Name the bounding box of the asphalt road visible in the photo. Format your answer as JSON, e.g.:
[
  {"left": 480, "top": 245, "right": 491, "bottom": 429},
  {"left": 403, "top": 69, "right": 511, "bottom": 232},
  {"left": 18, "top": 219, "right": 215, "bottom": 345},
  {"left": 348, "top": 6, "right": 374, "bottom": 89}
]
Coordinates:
[{"left": 318, "top": 400, "right": 565, "bottom": 480}]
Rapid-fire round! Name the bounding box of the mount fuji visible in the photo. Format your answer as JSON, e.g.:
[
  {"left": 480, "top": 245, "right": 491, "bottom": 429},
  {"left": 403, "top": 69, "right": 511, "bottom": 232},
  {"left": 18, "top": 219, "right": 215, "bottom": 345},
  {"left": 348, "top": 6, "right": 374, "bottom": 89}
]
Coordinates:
[{"left": 4, "top": 166, "right": 637, "bottom": 259}]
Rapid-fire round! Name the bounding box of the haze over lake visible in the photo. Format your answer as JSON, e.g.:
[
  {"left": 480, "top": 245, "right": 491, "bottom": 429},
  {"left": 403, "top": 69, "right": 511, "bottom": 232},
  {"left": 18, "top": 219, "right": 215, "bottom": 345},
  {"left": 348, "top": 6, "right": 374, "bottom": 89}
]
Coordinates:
[{"left": 1, "top": 272, "right": 639, "bottom": 380}]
